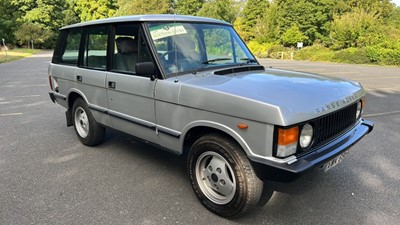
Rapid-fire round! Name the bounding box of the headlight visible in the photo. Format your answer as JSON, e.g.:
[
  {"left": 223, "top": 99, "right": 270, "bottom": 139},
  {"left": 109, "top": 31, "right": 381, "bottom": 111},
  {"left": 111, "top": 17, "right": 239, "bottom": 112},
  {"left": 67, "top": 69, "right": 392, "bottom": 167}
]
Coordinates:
[
  {"left": 299, "top": 123, "right": 313, "bottom": 148},
  {"left": 356, "top": 100, "right": 362, "bottom": 119}
]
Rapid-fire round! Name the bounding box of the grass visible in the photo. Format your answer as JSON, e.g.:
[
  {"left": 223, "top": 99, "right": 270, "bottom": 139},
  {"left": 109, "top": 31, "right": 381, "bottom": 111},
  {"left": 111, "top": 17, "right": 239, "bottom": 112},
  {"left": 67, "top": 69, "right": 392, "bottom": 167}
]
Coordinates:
[{"left": 0, "top": 48, "right": 41, "bottom": 64}]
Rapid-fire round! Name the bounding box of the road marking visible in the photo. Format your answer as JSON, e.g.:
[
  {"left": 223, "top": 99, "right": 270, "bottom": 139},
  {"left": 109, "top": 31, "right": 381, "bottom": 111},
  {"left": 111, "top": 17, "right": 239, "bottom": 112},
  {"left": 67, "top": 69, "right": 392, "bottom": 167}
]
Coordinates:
[
  {"left": 15, "top": 95, "right": 41, "bottom": 98},
  {"left": 366, "top": 87, "right": 400, "bottom": 91},
  {"left": 322, "top": 71, "right": 360, "bottom": 75},
  {"left": 1, "top": 84, "right": 47, "bottom": 88},
  {"left": 0, "top": 112, "right": 22, "bottom": 117},
  {"left": 356, "top": 76, "right": 400, "bottom": 80},
  {"left": 364, "top": 111, "right": 400, "bottom": 117}
]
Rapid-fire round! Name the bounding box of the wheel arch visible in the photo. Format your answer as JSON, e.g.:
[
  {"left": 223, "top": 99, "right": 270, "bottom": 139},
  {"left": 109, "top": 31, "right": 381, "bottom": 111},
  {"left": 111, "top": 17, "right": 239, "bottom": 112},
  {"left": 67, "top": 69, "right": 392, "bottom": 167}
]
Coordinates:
[
  {"left": 181, "top": 121, "right": 253, "bottom": 157},
  {"left": 66, "top": 88, "right": 89, "bottom": 110}
]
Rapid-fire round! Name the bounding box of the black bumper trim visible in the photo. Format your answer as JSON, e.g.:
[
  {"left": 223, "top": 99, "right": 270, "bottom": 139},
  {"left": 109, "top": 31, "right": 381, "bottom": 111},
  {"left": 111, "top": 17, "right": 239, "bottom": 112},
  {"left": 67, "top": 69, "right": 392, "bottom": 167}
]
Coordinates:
[{"left": 250, "top": 119, "right": 374, "bottom": 182}]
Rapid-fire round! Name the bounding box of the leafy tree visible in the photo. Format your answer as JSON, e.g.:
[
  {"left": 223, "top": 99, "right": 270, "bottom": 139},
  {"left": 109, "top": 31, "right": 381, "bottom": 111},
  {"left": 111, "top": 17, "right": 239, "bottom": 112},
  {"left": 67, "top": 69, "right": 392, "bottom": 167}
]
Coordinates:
[
  {"left": 62, "top": 0, "right": 80, "bottom": 25},
  {"left": 330, "top": 9, "right": 382, "bottom": 49},
  {"left": 333, "top": 0, "right": 395, "bottom": 18},
  {"left": 281, "top": 24, "right": 307, "bottom": 47},
  {"left": 236, "top": 0, "right": 269, "bottom": 41},
  {"left": 14, "top": 22, "right": 53, "bottom": 48},
  {"left": 252, "top": 1, "right": 281, "bottom": 43},
  {"left": 117, "top": 0, "right": 171, "bottom": 16},
  {"left": 0, "top": 0, "right": 20, "bottom": 44},
  {"left": 75, "top": 0, "right": 118, "bottom": 22},
  {"left": 11, "top": 0, "right": 67, "bottom": 30},
  {"left": 197, "top": 0, "right": 238, "bottom": 23},
  {"left": 175, "top": 0, "right": 204, "bottom": 15},
  {"left": 276, "top": 0, "right": 335, "bottom": 44}
]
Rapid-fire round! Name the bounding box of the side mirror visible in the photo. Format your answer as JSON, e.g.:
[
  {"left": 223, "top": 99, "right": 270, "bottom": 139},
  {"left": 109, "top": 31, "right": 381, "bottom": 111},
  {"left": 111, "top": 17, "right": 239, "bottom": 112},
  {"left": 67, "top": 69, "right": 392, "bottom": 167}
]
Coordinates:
[{"left": 136, "top": 62, "right": 156, "bottom": 81}]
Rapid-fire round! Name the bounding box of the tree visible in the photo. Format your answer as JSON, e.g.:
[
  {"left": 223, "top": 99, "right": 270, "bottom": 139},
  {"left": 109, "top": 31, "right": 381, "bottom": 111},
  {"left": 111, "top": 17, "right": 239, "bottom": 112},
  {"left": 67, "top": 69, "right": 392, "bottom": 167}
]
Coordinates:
[
  {"left": 252, "top": 1, "right": 281, "bottom": 43},
  {"left": 236, "top": 0, "right": 269, "bottom": 41},
  {"left": 11, "top": 0, "right": 67, "bottom": 31},
  {"left": 117, "top": 0, "right": 171, "bottom": 16},
  {"left": 75, "top": 0, "right": 118, "bottom": 22},
  {"left": 281, "top": 24, "right": 307, "bottom": 47},
  {"left": 197, "top": 0, "right": 238, "bottom": 23},
  {"left": 175, "top": 0, "right": 204, "bottom": 15},
  {"left": 330, "top": 9, "right": 383, "bottom": 49},
  {"left": 14, "top": 22, "right": 53, "bottom": 48},
  {"left": 276, "top": 0, "right": 335, "bottom": 44},
  {"left": 0, "top": 0, "right": 19, "bottom": 44}
]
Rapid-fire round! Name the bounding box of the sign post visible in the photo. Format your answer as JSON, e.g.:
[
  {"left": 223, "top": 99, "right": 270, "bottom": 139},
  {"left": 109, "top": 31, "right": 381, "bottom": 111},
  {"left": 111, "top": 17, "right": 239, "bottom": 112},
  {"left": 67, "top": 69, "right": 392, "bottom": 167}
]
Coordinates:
[{"left": 2, "top": 38, "right": 8, "bottom": 57}]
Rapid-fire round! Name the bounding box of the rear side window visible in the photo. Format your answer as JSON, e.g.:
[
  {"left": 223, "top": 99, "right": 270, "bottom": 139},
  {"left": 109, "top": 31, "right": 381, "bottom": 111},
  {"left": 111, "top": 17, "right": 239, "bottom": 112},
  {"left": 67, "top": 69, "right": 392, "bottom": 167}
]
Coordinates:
[
  {"left": 60, "top": 29, "right": 82, "bottom": 65},
  {"left": 82, "top": 26, "right": 109, "bottom": 69}
]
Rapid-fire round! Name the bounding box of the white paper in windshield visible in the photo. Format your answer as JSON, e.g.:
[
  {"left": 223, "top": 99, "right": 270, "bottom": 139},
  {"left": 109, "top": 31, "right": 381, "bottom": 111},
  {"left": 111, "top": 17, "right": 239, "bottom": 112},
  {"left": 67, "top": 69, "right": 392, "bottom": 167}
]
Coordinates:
[{"left": 150, "top": 24, "right": 187, "bottom": 40}]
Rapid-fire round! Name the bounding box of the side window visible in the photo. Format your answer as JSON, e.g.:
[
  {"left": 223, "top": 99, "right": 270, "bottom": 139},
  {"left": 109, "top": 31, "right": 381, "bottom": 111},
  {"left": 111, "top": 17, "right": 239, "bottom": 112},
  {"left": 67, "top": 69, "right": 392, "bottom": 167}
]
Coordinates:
[
  {"left": 113, "top": 24, "right": 139, "bottom": 73},
  {"left": 60, "top": 29, "right": 81, "bottom": 65},
  {"left": 113, "top": 23, "right": 153, "bottom": 74},
  {"left": 83, "top": 26, "right": 109, "bottom": 69}
]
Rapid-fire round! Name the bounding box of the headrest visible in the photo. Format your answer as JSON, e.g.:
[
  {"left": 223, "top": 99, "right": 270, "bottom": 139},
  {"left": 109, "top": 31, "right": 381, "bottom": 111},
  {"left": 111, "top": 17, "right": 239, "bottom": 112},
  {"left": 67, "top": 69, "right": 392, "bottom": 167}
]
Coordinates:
[{"left": 116, "top": 37, "right": 138, "bottom": 54}]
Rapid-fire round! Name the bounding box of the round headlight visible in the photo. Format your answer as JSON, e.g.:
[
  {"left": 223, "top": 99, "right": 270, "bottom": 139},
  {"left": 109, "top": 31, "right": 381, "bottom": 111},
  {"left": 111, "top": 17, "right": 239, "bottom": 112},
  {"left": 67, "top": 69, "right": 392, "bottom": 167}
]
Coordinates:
[
  {"left": 356, "top": 100, "right": 362, "bottom": 119},
  {"left": 300, "top": 123, "right": 313, "bottom": 148}
]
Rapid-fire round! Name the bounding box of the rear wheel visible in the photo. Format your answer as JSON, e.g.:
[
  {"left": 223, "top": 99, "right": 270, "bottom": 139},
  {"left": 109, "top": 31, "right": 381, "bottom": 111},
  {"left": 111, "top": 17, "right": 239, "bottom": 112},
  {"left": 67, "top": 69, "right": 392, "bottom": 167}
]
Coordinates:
[
  {"left": 188, "top": 133, "right": 263, "bottom": 218},
  {"left": 72, "top": 98, "right": 105, "bottom": 146}
]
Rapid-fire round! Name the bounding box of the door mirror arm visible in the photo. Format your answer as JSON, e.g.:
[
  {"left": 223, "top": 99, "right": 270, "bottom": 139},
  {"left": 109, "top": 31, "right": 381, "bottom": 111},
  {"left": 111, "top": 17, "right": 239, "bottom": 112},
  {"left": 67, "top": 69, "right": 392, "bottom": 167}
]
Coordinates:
[{"left": 136, "top": 62, "right": 157, "bottom": 81}]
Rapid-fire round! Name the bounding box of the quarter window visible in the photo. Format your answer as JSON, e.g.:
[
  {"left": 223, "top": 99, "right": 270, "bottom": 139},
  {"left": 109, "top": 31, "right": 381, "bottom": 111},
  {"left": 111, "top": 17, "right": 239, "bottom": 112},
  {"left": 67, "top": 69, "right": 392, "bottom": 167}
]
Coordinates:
[{"left": 60, "top": 29, "right": 81, "bottom": 65}]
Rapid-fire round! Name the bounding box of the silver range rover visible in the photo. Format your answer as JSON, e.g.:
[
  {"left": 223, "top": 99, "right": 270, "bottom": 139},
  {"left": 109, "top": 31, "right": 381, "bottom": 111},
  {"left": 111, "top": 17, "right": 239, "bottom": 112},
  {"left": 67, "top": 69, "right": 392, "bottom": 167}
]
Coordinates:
[{"left": 48, "top": 15, "right": 374, "bottom": 218}]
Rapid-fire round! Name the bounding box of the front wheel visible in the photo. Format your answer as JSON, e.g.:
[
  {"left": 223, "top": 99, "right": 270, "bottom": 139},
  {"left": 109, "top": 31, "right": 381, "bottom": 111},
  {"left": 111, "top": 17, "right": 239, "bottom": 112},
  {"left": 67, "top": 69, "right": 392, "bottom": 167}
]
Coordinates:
[
  {"left": 72, "top": 98, "right": 105, "bottom": 146},
  {"left": 188, "top": 133, "right": 264, "bottom": 218}
]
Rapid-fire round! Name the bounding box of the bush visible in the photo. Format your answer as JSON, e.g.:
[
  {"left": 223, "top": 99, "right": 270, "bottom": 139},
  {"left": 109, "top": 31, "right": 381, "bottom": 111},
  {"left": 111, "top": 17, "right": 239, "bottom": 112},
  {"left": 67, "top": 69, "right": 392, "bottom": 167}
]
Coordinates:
[
  {"left": 294, "top": 44, "right": 334, "bottom": 61},
  {"left": 247, "top": 41, "right": 272, "bottom": 58},
  {"left": 332, "top": 48, "right": 371, "bottom": 64},
  {"left": 366, "top": 45, "right": 400, "bottom": 66}
]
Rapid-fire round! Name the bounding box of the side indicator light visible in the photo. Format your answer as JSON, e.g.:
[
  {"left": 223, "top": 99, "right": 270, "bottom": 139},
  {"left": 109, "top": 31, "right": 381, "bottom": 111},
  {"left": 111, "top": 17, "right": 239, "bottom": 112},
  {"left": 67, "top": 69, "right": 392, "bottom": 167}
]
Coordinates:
[{"left": 237, "top": 123, "right": 249, "bottom": 129}]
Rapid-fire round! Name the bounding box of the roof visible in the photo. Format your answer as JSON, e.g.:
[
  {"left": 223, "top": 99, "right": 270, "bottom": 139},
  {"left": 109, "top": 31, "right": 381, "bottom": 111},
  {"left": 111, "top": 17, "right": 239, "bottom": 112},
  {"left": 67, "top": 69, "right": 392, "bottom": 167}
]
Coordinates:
[{"left": 61, "top": 14, "right": 231, "bottom": 30}]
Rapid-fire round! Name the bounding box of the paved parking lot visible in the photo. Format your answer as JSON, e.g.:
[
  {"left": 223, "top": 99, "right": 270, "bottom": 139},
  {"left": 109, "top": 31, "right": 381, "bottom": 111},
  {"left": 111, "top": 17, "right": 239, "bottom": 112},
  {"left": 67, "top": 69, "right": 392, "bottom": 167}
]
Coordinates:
[{"left": 0, "top": 53, "right": 399, "bottom": 224}]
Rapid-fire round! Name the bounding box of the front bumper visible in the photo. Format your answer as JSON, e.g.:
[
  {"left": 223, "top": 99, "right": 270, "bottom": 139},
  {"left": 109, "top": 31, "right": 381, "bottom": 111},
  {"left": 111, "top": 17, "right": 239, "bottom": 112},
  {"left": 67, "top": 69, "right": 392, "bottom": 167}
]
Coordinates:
[{"left": 250, "top": 119, "right": 374, "bottom": 182}]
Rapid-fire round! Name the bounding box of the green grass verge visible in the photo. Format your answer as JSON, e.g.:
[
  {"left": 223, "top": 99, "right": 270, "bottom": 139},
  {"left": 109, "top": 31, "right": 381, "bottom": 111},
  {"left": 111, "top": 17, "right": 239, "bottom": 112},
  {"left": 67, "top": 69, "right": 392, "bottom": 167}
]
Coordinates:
[{"left": 0, "top": 49, "right": 41, "bottom": 64}]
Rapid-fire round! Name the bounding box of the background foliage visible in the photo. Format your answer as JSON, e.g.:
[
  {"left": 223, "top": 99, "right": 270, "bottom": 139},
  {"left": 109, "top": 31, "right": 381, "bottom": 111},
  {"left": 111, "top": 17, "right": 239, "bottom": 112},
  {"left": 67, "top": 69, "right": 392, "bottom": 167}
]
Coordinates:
[{"left": 1, "top": 0, "right": 399, "bottom": 65}]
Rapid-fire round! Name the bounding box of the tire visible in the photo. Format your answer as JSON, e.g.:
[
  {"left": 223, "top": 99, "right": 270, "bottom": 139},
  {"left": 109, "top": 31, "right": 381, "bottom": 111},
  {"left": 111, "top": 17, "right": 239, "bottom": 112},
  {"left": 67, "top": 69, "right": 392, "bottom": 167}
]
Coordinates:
[
  {"left": 188, "top": 133, "right": 263, "bottom": 218},
  {"left": 72, "top": 98, "right": 105, "bottom": 146}
]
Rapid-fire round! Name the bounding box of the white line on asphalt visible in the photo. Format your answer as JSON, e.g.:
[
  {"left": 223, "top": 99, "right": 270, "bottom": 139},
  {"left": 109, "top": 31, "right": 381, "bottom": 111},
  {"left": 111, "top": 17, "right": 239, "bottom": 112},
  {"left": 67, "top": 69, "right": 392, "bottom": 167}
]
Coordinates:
[
  {"left": 322, "top": 71, "right": 360, "bottom": 75},
  {"left": 0, "top": 113, "right": 22, "bottom": 117},
  {"left": 1, "top": 84, "right": 47, "bottom": 88},
  {"left": 356, "top": 76, "right": 400, "bottom": 80},
  {"left": 364, "top": 111, "right": 400, "bottom": 117},
  {"left": 15, "top": 95, "right": 41, "bottom": 98}
]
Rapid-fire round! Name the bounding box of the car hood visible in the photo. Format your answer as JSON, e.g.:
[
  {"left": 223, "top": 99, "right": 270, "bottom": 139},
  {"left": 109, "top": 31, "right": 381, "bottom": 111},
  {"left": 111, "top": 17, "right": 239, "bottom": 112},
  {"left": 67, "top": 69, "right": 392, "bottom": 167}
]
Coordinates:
[{"left": 177, "top": 68, "right": 365, "bottom": 126}]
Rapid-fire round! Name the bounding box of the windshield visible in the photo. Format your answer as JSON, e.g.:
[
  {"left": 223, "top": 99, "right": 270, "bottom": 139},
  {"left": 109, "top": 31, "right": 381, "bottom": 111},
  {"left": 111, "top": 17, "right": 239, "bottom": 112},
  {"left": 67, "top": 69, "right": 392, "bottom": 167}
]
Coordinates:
[{"left": 147, "top": 22, "right": 257, "bottom": 77}]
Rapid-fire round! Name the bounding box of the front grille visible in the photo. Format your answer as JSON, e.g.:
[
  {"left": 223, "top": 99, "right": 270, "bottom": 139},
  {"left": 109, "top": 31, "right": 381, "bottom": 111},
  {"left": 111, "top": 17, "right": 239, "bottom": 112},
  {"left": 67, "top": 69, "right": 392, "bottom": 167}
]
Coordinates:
[{"left": 311, "top": 103, "right": 357, "bottom": 150}]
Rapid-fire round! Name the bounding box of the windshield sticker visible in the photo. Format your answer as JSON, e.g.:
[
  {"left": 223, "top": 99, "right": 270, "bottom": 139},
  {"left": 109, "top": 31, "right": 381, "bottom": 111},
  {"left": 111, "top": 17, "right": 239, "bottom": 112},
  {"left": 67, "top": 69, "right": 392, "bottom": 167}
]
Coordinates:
[{"left": 150, "top": 23, "right": 187, "bottom": 40}]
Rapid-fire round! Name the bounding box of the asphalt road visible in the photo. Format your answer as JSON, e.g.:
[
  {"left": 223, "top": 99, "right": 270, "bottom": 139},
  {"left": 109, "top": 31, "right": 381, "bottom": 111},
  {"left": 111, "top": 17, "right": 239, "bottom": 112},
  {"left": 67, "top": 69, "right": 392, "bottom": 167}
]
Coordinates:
[{"left": 1, "top": 53, "right": 399, "bottom": 225}]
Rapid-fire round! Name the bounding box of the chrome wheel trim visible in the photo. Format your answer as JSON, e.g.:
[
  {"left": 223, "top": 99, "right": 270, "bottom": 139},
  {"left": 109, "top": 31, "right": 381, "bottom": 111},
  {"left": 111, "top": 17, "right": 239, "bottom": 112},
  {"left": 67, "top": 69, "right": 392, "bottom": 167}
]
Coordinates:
[
  {"left": 74, "top": 106, "right": 89, "bottom": 138},
  {"left": 195, "top": 151, "right": 236, "bottom": 205}
]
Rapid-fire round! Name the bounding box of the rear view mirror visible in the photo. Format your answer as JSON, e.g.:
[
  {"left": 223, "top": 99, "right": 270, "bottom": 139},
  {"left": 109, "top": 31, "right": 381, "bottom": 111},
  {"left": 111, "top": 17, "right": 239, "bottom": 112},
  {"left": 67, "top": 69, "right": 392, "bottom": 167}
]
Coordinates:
[{"left": 136, "top": 62, "right": 156, "bottom": 80}]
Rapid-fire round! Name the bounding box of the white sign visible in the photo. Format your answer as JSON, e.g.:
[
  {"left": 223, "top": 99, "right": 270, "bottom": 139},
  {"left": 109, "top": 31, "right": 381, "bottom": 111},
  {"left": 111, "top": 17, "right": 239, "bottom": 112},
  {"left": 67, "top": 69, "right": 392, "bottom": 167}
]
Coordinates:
[
  {"left": 150, "top": 24, "right": 187, "bottom": 40},
  {"left": 297, "top": 42, "right": 303, "bottom": 49}
]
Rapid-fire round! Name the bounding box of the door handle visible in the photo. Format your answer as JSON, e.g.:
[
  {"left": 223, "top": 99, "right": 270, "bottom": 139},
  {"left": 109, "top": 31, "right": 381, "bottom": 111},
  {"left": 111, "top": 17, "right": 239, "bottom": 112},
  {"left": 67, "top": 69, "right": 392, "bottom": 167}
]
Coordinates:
[
  {"left": 108, "top": 81, "right": 116, "bottom": 89},
  {"left": 76, "top": 75, "right": 82, "bottom": 82}
]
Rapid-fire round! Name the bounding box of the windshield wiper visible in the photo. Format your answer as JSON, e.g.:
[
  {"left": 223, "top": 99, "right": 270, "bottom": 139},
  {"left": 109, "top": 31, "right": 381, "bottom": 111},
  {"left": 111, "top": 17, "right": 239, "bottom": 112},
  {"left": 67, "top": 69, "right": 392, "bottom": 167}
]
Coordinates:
[
  {"left": 192, "top": 58, "right": 232, "bottom": 74},
  {"left": 202, "top": 58, "right": 232, "bottom": 64},
  {"left": 239, "top": 58, "right": 258, "bottom": 63}
]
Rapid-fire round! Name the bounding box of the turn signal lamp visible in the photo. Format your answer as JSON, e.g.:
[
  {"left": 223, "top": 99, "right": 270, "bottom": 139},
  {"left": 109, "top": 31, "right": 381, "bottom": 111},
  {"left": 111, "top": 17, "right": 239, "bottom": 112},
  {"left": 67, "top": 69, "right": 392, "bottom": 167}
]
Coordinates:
[{"left": 276, "top": 126, "right": 299, "bottom": 157}]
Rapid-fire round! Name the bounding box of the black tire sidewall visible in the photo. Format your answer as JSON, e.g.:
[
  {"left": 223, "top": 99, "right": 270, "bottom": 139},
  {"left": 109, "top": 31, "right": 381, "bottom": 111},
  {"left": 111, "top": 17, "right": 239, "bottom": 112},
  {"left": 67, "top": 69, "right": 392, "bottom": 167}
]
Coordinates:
[
  {"left": 72, "top": 98, "right": 104, "bottom": 146},
  {"left": 188, "top": 134, "right": 262, "bottom": 218}
]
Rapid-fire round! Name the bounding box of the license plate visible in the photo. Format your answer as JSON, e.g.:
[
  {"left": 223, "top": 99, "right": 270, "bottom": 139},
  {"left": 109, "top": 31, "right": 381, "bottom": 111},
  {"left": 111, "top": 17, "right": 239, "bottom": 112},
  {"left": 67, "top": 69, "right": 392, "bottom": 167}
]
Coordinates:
[{"left": 323, "top": 150, "right": 349, "bottom": 172}]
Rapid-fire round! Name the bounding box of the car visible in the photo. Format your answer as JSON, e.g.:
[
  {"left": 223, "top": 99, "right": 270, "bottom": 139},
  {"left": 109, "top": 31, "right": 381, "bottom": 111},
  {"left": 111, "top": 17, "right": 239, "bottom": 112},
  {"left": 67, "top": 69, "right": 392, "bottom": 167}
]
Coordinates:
[{"left": 48, "top": 14, "right": 374, "bottom": 218}]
